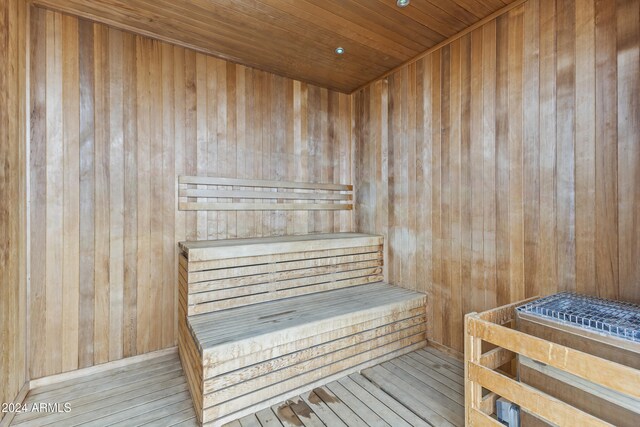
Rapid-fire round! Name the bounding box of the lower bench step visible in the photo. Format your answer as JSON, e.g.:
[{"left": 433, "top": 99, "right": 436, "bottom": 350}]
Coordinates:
[{"left": 178, "top": 283, "right": 427, "bottom": 426}]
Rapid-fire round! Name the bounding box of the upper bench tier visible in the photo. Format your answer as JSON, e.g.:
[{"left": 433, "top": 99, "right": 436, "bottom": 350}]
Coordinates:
[
  {"left": 179, "top": 233, "right": 383, "bottom": 261},
  {"left": 178, "top": 233, "right": 386, "bottom": 315}
]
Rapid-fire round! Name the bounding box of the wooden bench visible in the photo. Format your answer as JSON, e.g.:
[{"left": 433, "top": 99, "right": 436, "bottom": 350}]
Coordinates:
[{"left": 178, "top": 233, "right": 427, "bottom": 426}]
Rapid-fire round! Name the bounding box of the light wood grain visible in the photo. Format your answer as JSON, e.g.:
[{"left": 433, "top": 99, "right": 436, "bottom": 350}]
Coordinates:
[
  {"left": 206, "top": 319, "right": 424, "bottom": 391},
  {"left": 206, "top": 343, "right": 425, "bottom": 426},
  {"left": 469, "top": 310, "right": 640, "bottom": 396},
  {"left": 468, "top": 408, "right": 502, "bottom": 426},
  {"left": 93, "top": 21, "right": 110, "bottom": 365},
  {"left": 11, "top": 351, "right": 197, "bottom": 427},
  {"left": 22, "top": 347, "right": 457, "bottom": 427},
  {"left": 77, "top": 16, "right": 96, "bottom": 367},
  {"left": 206, "top": 308, "right": 423, "bottom": 379},
  {"left": 519, "top": 356, "right": 640, "bottom": 426},
  {"left": 354, "top": 0, "right": 640, "bottom": 353},
  {"left": 105, "top": 27, "right": 124, "bottom": 362},
  {"left": 180, "top": 176, "right": 352, "bottom": 191},
  {"left": 180, "top": 233, "right": 380, "bottom": 261},
  {"left": 28, "top": 7, "right": 353, "bottom": 379},
  {"left": 179, "top": 202, "right": 352, "bottom": 211},
  {"left": 44, "top": 8, "right": 64, "bottom": 375},
  {"left": 61, "top": 13, "right": 81, "bottom": 372},
  {"left": 0, "top": 0, "right": 28, "bottom": 420},
  {"left": 28, "top": 0, "right": 47, "bottom": 382}
]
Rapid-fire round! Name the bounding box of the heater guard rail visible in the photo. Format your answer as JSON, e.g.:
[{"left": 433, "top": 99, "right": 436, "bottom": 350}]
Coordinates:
[{"left": 464, "top": 298, "right": 640, "bottom": 427}]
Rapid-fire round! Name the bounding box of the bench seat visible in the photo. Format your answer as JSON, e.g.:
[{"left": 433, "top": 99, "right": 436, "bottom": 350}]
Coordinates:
[{"left": 177, "top": 233, "right": 427, "bottom": 426}]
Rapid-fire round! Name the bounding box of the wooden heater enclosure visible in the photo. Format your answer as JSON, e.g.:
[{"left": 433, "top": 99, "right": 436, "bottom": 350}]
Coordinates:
[
  {"left": 2, "top": 0, "right": 640, "bottom": 425},
  {"left": 464, "top": 296, "right": 640, "bottom": 427},
  {"left": 516, "top": 295, "right": 640, "bottom": 427}
]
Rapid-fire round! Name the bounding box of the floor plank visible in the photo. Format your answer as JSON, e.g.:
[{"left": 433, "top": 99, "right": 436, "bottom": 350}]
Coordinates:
[
  {"left": 310, "top": 386, "right": 369, "bottom": 427},
  {"left": 18, "top": 361, "right": 185, "bottom": 416},
  {"left": 283, "top": 398, "right": 326, "bottom": 427},
  {"left": 107, "top": 399, "right": 195, "bottom": 426},
  {"left": 255, "top": 408, "right": 284, "bottom": 427},
  {"left": 271, "top": 402, "right": 304, "bottom": 427},
  {"left": 404, "top": 352, "right": 464, "bottom": 388},
  {"left": 347, "top": 374, "right": 431, "bottom": 427},
  {"left": 299, "top": 391, "right": 348, "bottom": 427},
  {"left": 378, "top": 362, "right": 464, "bottom": 425},
  {"left": 337, "top": 376, "right": 412, "bottom": 427},
  {"left": 13, "top": 354, "right": 196, "bottom": 427},
  {"left": 237, "top": 414, "right": 262, "bottom": 427},
  {"left": 325, "top": 381, "right": 390, "bottom": 427},
  {"left": 27, "top": 353, "right": 179, "bottom": 396},
  {"left": 165, "top": 414, "right": 199, "bottom": 427},
  {"left": 360, "top": 366, "right": 456, "bottom": 427},
  {"left": 63, "top": 385, "right": 191, "bottom": 427},
  {"left": 403, "top": 353, "right": 465, "bottom": 389},
  {"left": 388, "top": 359, "right": 463, "bottom": 404},
  {"left": 421, "top": 347, "right": 464, "bottom": 368},
  {"left": 159, "top": 408, "right": 198, "bottom": 426},
  {"left": 412, "top": 350, "right": 466, "bottom": 383}
]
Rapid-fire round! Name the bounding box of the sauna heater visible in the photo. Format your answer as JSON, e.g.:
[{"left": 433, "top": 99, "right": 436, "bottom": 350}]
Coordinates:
[{"left": 515, "top": 292, "right": 640, "bottom": 427}]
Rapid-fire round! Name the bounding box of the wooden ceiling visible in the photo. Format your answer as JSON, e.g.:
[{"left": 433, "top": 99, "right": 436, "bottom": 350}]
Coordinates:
[{"left": 32, "top": 0, "right": 518, "bottom": 92}]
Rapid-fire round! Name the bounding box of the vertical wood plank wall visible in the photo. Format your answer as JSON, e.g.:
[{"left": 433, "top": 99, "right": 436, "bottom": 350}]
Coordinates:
[
  {"left": 0, "top": 0, "right": 28, "bottom": 416},
  {"left": 29, "top": 7, "right": 353, "bottom": 379},
  {"left": 354, "top": 0, "right": 640, "bottom": 353}
]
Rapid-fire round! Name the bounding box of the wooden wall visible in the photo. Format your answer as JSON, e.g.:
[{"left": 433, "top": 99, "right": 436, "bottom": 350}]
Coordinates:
[
  {"left": 0, "top": 0, "right": 28, "bottom": 416},
  {"left": 29, "top": 7, "right": 352, "bottom": 379},
  {"left": 354, "top": 0, "right": 640, "bottom": 353}
]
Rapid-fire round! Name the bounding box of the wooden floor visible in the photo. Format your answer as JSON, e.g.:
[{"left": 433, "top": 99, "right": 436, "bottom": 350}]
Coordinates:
[
  {"left": 11, "top": 351, "right": 198, "bottom": 427},
  {"left": 11, "top": 347, "right": 463, "bottom": 427},
  {"left": 226, "top": 346, "right": 464, "bottom": 427}
]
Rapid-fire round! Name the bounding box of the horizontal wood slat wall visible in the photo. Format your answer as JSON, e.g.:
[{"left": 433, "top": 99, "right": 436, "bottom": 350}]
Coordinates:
[
  {"left": 0, "top": 0, "right": 28, "bottom": 416},
  {"left": 354, "top": 0, "right": 640, "bottom": 353},
  {"left": 28, "top": 7, "right": 352, "bottom": 379}
]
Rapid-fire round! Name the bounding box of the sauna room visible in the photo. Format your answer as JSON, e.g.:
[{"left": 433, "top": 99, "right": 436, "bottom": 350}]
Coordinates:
[{"left": 1, "top": 0, "right": 639, "bottom": 426}]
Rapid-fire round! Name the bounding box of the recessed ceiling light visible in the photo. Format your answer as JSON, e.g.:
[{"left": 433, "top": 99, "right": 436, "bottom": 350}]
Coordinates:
[
  {"left": 335, "top": 47, "right": 345, "bottom": 55},
  {"left": 397, "top": 0, "right": 410, "bottom": 7}
]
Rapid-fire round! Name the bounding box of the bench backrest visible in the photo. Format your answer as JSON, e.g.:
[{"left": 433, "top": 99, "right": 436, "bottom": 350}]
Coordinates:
[
  {"left": 178, "top": 176, "right": 353, "bottom": 211},
  {"left": 178, "top": 233, "right": 383, "bottom": 316}
]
